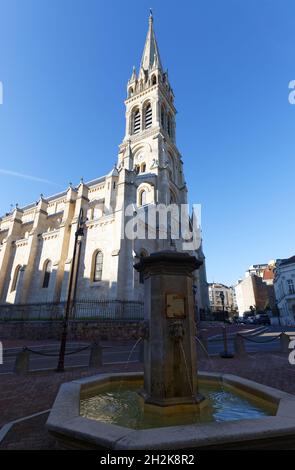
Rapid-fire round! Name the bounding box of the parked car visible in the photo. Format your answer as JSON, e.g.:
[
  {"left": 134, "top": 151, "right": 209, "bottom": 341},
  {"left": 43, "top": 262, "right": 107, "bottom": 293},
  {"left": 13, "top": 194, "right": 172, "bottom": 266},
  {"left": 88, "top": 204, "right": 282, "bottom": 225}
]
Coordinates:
[
  {"left": 245, "top": 316, "right": 255, "bottom": 324},
  {"left": 253, "top": 314, "right": 270, "bottom": 325}
]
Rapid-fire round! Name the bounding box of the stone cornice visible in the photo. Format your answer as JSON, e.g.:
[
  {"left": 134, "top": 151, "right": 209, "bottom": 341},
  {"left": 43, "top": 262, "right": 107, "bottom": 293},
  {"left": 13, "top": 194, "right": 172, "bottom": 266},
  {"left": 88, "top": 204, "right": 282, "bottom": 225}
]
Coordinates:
[
  {"left": 40, "top": 228, "right": 60, "bottom": 240},
  {"left": 123, "top": 127, "right": 160, "bottom": 147},
  {"left": 76, "top": 195, "right": 89, "bottom": 203},
  {"left": 87, "top": 217, "right": 115, "bottom": 229},
  {"left": 36, "top": 209, "right": 48, "bottom": 217},
  {"left": 15, "top": 239, "right": 29, "bottom": 247},
  {"left": 124, "top": 85, "right": 157, "bottom": 105}
]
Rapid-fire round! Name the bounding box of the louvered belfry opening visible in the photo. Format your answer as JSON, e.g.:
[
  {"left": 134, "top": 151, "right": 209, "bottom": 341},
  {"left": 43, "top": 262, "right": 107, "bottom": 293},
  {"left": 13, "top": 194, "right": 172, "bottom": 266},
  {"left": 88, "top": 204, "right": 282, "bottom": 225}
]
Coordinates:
[
  {"left": 145, "top": 103, "right": 152, "bottom": 129},
  {"left": 133, "top": 109, "right": 141, "bottom": 134}
]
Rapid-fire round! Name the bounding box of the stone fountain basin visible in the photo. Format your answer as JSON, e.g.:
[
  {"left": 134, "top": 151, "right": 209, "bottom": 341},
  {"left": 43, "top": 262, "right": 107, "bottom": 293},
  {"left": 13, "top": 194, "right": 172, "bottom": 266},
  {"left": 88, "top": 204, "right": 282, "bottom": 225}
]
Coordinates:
[{"left": 46, "top": 372, "right": 295, "bottom": 450}]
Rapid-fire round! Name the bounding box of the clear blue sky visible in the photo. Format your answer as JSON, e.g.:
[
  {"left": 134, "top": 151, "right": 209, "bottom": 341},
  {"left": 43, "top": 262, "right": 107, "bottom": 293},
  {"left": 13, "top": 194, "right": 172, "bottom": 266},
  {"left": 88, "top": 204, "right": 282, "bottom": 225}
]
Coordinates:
[{"left": 0, "top": 0, "right": 294, "bottom": 286}]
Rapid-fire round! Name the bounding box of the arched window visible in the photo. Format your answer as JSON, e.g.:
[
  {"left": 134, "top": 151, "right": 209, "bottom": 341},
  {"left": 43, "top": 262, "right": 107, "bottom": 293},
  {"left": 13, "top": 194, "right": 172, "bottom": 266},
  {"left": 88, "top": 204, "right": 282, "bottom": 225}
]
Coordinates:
[
  {"left": 151, "top": 74, "right": 157, "bottom": 85},
  {"left": 132, "top": 108, "right": 141, "bottom": 134},
  {"left": 141, "top": 163, "right": 146, "bottom": 173},
  {"left": 139, "top": 190, "right": 147, "bottom": 206},
  {"left": 128, "top": 87, "right": 134, "bottom": 98},
  {"left": 93, "top": 251, "right": 103, "bottom": 282},
  {"left": 170, "top": 190, "right": 176, "bottom": 204},
  {"left": 144, "top": 103, "right": 152, "bottom": 129},
  {"left": 11, "top": 265, "right": 21, "bottom": 292},
  {"left": 42, "top": 260, "right": 52, "bottom": 288}
]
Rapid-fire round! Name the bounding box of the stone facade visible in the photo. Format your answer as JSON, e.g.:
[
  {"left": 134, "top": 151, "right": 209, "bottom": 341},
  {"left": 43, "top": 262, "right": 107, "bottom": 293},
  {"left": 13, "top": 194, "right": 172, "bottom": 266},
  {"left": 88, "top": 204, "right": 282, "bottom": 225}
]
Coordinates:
[
  {"left": 235, "top": 261, "right": 277, "bottom": 316},
  {"left": 0, "top": 320, "right": 142, "bottom": 341},
  {"left": 235, "top": 275, "right": 269, "bottom": 315},
  {"left": 274, "top": 256, "right": 295, "bottom": 325},
  {"left": 208, "top": 283, "right": 237, "bottom": 313},
  {"left": 0, "top": 14, "right": 210, "bottom": 314}
]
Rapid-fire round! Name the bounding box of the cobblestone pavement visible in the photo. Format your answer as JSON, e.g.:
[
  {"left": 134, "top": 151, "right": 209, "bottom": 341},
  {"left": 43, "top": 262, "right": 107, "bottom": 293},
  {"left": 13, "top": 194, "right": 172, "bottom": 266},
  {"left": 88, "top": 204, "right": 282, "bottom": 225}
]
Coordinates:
[
  {"left": 0, "top": 351, "right": 294, "bottom": 449},
  {"left": 199, "top": 352, "right": 295, "bottom": 394},
  {"left": 199, "top": 323, "right": 257, "bottom": 338}
]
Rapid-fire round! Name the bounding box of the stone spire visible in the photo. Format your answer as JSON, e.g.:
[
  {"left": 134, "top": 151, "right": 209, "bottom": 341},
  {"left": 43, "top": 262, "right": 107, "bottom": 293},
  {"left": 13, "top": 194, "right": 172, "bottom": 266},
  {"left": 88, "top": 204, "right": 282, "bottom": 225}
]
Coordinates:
[
  {"left": 140, "top": 11, "right": 163, "bottom": 72},
  {"left": 129, "top": 65, "right": 137, "bottom": 84}
]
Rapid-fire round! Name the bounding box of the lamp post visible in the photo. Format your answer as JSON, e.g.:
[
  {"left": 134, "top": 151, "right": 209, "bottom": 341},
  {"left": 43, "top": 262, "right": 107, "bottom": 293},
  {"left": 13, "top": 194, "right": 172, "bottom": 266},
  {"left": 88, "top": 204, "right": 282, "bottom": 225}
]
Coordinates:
[
  {"left": 220, "top": 291, "right": 225, "bottom": 323},
  {"left": 219, "top": 290, "right": 233, "bottom": 358},
  {"left": 56, "top": 208, "right": 85, "bottom": 372}
]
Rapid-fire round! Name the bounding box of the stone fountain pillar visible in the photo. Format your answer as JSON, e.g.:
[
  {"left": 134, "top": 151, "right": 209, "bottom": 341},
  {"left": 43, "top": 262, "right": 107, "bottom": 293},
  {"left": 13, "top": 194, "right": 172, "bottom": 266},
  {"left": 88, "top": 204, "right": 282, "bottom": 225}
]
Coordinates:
[{"left": 134, "top": 251, "right": 205, "bottom": 413}]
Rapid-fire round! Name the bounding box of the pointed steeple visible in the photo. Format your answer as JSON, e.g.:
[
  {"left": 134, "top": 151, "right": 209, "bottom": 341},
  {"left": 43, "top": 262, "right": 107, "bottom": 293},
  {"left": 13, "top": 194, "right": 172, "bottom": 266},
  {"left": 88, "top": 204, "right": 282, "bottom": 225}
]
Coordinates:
[
  {"left": 129, "top": 65, "right": 137, "bottom": 83},
  {"left": 140, "top": 11, "right": 163, "bottom": 72}
]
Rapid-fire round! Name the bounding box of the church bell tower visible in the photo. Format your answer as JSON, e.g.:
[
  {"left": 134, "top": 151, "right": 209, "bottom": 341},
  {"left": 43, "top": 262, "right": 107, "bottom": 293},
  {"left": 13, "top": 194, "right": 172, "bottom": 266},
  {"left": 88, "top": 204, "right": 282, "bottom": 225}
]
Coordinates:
[
  {"left": 117, "top": 12, "right": 187, "bottom": 208},
  {"left": 115, "top": 12, "right": 209, "bottom": 313}
]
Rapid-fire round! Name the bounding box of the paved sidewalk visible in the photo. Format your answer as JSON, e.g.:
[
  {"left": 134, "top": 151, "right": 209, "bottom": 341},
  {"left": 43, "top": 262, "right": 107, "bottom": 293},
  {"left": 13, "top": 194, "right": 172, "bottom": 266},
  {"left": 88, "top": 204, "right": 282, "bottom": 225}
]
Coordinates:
[
  {"left": 0, "top": 351, "right": 294, "bottom": 449},
  {"left": 0, "top": 362, "right": 143, "bottom": 427},
  {"left": 199, "top": 323, "right": 258, "bottom": 339},
  {"left": 200, "top": 351, "right": 295, "bottom": 394}
]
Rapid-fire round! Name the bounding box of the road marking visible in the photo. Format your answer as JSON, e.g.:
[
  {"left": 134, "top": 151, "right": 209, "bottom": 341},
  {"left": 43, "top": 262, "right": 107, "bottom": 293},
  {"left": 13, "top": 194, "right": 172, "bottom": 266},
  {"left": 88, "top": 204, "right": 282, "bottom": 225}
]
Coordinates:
[{"left": 104, "top": 360, "right": 138, "bottom": 365}]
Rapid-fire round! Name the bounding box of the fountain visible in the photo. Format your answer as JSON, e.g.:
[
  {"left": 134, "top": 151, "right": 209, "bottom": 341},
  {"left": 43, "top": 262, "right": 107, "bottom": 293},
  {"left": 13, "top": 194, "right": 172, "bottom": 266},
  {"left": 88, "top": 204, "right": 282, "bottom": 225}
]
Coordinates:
[
  {"left": 134, "top": 251, "right": 205, "bottom": 414},
  {"left": 47, "top": 252, "right": 295, "bottom": 449}
]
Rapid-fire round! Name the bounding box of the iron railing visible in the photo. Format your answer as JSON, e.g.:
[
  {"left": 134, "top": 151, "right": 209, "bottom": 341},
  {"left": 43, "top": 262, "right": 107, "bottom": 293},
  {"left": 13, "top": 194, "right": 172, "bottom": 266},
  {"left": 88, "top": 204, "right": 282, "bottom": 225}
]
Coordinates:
[{"left": 0, "top": 299, "right": 144, "bottom": 322}]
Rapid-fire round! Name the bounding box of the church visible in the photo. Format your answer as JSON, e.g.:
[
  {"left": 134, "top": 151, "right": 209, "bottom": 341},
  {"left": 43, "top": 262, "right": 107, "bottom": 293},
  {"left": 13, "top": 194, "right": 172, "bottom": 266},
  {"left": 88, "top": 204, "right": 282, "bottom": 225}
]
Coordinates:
[{"left": 0, "top": 14, "right": 210, "bottom": 316}]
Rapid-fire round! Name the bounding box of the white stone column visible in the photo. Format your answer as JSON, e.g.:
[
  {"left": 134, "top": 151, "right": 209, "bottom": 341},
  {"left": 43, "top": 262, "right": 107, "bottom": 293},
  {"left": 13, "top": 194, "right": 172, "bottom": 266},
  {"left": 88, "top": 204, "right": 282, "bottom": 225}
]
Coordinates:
[
  {"left": 19, "top": 198, "right": 49, "bottom": 304},
  {"left": 0, "top": 208, "right": 23, "bottom": 302}
]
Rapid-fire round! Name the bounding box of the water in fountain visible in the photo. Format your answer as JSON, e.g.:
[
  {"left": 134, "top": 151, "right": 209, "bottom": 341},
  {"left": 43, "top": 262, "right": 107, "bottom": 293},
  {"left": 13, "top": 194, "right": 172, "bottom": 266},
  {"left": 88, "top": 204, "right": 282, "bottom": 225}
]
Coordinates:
[
  {"left": 195, "top": 335, "right": 210, "bottom": 359},
  {"left": 116, "top": 337, "right": 142, "bottom": 393},
  {"left": 80, "top": 380, "right": 273, "bottom": 429},
  {"left": 114, "top": 337, "right": 143, "bottom": 416}
]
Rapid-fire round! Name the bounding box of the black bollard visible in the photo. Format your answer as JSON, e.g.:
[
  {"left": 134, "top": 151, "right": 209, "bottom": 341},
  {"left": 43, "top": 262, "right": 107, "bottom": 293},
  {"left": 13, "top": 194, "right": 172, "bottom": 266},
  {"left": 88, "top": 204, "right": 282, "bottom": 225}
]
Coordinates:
[
  {"left": 220, "top": 326, "right": 234, "bottom": 358},
  {"left": 89, "top": 342, "right": 103, "bottom": 367},
  {"left": 14, "top": 348, "right": 30, "bottom": 375},
  {"left": 234, "top": 334, "right": 247, "bottom": 357}
]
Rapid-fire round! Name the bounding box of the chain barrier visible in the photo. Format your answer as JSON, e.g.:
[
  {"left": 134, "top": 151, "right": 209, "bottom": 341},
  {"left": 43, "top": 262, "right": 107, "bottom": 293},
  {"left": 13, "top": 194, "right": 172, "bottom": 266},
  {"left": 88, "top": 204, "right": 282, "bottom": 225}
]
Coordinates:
[
  {"left": 237, "top": 332, "right": 282, "bottom": 344},
  {"left": 23, "top": 344, "right": 91, "bottom": 357}
]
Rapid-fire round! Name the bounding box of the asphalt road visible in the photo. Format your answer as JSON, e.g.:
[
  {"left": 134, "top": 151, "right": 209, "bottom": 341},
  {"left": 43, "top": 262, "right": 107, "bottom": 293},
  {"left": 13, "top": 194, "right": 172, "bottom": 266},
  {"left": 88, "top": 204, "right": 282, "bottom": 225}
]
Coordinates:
[
  {"left": 0, "top": 342, "right": 142, "bottom": 374},
  {"left": 1, "top": 326, "right": 295, "bottom": 373},
  {"left": 206, "top": 325, "right": 295, "bottom": 356}
]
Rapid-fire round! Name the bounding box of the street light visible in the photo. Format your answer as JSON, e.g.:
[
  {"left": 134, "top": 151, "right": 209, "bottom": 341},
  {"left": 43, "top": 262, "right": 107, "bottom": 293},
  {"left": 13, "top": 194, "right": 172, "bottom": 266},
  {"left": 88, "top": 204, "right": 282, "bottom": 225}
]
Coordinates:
[
  {"left": 220, "top": 291, "right": 225, "bottom": 322},
  {"left": 219, "top": 290, "right": 233, "bottom": 358},
  {"left": 56, "top": 208, "right": 86, "bottom": 372}
]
